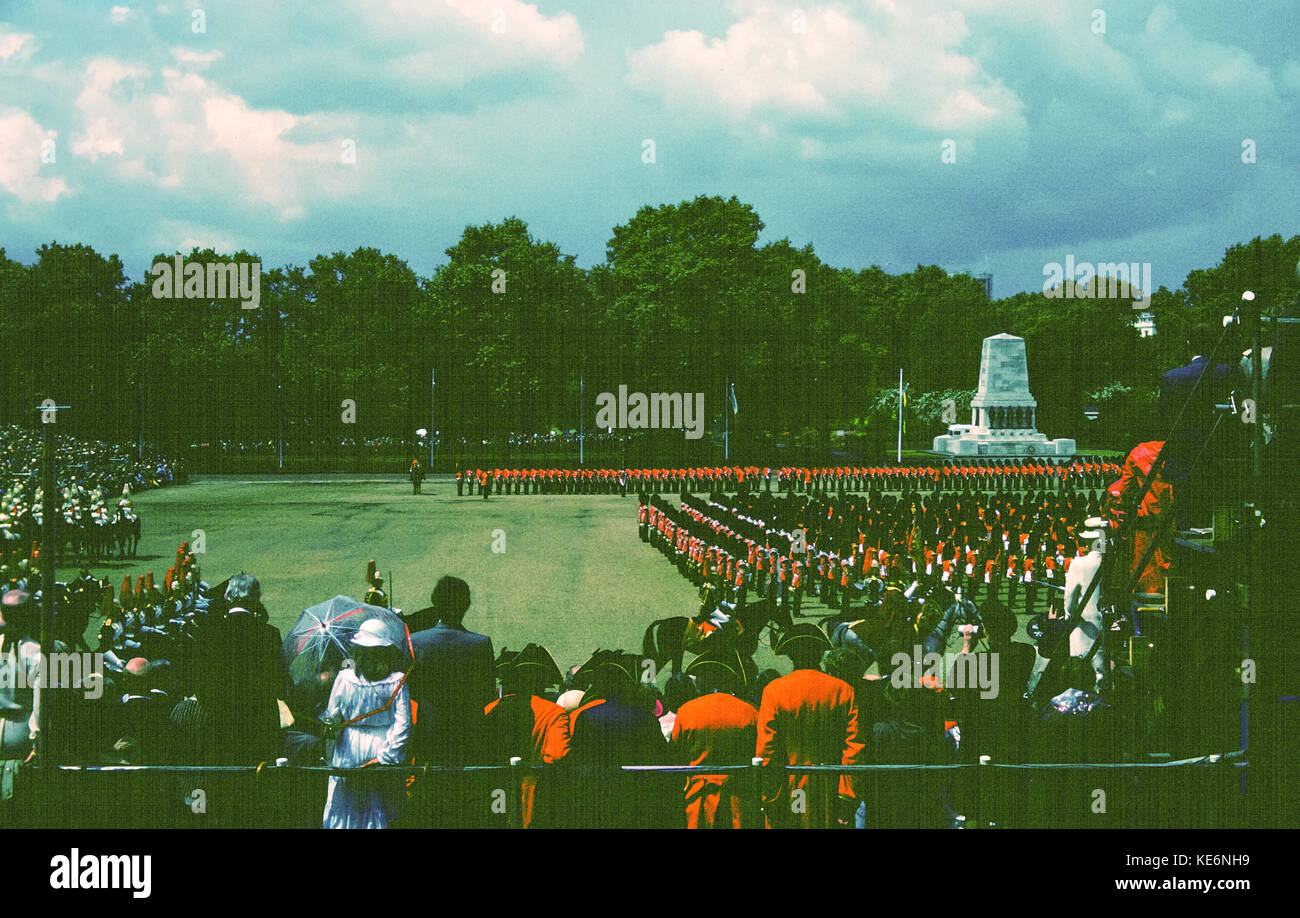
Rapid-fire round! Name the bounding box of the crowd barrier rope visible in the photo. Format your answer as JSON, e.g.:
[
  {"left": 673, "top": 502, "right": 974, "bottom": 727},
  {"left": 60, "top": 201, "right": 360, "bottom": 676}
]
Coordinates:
[{"left": 5, "top": 748, "right": 1247, "bottom": 829}]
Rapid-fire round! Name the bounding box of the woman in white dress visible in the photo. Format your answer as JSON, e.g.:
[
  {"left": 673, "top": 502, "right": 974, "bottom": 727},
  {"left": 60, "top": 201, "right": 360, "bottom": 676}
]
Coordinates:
[
  {"left": 1024, "top": 518, "right": 1109, "bottom": 700},
  {"left": 321, "top": 619, "right": 411, "bottom": 829}
]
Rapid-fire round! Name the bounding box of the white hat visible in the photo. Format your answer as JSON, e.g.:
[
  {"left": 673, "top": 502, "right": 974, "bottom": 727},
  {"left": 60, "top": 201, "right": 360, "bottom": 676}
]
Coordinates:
[
  {"left": 352, "top": 618, "right": 395, "bottom": 648},
  {"left": 1080, "top": 516, "right": 1110, "bottom": 539}
]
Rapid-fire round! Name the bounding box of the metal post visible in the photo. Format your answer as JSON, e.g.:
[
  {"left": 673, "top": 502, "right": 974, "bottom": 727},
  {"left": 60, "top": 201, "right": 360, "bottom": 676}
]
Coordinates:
[
  {"left": 39, "top": 409, "right": 59, "bottom": 764},
  {"left": 510, "top": 756, "right": 524, "bottom": 830},
  {"left": 136, "top": 377, "right": 143, "bottom": 461},
  {"left": 724, "top": 377, "right": 730, "bottom": 463},
  {"left": 1243, "top": 292, "right": 1264, "bottom": 797},
  {"left": 1248, "top": 297, "right": 1264, "bottom": 485},
  {"left": 430, "top": 367, "right": 435, "bottom": 472},
  {"left": 579, "top": 375, "right": 584, "bottom": 466},
  {"left": 897, "top": 368, "right": 904, "bottom": 463}
]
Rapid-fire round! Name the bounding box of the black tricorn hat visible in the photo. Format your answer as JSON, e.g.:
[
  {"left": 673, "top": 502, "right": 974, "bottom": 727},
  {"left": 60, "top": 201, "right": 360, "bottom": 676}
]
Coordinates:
[
  {"left": 497, "top": 642, "right": 563, "bottom": 689},
  {"left": 684, "top": 650, "right": 750, "bottom": 695},
  {"left": 571, "top": 649, "right": 640, "bottom": 691},
  {"left": 771, "top": 622, "right": 831, "bottom": 658}
]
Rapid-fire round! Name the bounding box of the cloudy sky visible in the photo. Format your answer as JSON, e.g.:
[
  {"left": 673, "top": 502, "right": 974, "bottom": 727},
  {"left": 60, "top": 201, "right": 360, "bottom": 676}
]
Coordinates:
[{"left": 2, "top": 0, "right": 1297, "bottom": 296}]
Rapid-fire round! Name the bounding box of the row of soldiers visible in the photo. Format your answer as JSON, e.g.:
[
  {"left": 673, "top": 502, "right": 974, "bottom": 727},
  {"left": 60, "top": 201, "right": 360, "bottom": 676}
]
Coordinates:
[
  {"left": 449, "top": 460, "right": 1123, "bottom": 499},
  {"left": 456, "top": 467, "right": 629, "bottom": 497},
  {"left": 640, "top": 487, "right": 1104, "bottom": 619}
]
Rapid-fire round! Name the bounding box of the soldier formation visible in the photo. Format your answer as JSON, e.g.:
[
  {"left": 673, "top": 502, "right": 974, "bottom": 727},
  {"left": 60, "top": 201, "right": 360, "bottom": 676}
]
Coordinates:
[
  {"left": 641, "top": 485, "right": 1107, "bottom": 627},
  {"left": 0, "top": 424, "right": 184, "bottom": 572},
  {"left": 453, "top": 459, "right": 1120, "bottom": 499}
]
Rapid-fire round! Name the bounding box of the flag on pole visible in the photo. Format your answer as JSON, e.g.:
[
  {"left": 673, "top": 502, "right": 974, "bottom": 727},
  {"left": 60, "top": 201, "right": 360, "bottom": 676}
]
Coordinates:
[{"left": 729, "top": 383, "right": 739, "bottom": 415}]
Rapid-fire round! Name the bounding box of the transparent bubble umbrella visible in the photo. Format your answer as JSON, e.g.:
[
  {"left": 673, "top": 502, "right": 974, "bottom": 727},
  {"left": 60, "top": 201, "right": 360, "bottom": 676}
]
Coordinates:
[{"left": 282, "top": 596, "right": 413, "bottom": 695}]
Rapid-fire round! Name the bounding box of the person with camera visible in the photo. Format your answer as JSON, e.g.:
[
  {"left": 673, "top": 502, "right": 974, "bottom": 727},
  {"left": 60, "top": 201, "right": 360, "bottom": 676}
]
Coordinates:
[{"left": 1024, "top": 520, "right": 1109, "bottom": 703}]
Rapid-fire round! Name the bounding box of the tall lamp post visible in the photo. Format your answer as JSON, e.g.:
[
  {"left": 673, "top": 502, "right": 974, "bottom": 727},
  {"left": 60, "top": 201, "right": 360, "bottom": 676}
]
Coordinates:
[{"left": 36, "top": 402, "right": 68, "bottom": 765}]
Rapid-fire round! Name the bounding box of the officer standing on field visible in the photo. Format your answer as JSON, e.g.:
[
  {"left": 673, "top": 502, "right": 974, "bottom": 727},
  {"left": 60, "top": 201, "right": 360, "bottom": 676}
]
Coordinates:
[{"left": 410, "top": 459, "right": 425, "bottom": 495}]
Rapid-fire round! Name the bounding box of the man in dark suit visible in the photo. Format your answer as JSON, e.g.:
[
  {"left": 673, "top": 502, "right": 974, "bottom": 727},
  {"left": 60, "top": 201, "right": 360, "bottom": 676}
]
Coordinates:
[
  {"left": 407, "top": 576, "right": 494, "bottom": 826},
  {"left": 1158, "top": 323, "right": 1244, "bottom": 526},
  {"left": 192, "top": 573, "right": 284, "bottom": 765}
]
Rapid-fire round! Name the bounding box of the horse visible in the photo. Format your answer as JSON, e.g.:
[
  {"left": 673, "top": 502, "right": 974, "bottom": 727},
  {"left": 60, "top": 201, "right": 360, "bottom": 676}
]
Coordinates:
[
  {"left": 89, "top": 514, "right": 115, "bottom": 561},
  {"left": 113, "top": 510, "right": 142, "bottom": 559}
]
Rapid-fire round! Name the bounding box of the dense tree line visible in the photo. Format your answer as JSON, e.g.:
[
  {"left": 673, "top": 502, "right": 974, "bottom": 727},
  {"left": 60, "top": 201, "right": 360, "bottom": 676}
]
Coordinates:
[{"left": 1, "top": 197, "right": 1294, "bottom": 469}]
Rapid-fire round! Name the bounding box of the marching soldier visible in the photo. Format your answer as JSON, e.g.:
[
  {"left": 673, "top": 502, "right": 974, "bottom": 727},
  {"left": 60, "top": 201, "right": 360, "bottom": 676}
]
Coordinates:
[{"left": 410, "top": 459, "right": 425, "bottom": 494}]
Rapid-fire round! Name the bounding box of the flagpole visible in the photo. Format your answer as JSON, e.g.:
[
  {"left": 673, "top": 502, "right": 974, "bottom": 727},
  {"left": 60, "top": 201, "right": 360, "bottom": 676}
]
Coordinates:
[
  {"left": 897, "top": 368, "right": 903, "bottom": 464},
  {"left": 429, "top": 367, "right": 435, "bottom": 471},
  {"left": 579, "top": 375, "right": 584, "bottom": 466},
  {"left": 724, "top": 376, "right": 729, "bottom": 463}
]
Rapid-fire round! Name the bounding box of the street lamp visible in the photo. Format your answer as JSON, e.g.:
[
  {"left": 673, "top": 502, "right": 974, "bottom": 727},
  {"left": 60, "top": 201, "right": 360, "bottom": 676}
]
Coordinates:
[{"left": 416, "top": 429, "right": 428, "bottom": 474}]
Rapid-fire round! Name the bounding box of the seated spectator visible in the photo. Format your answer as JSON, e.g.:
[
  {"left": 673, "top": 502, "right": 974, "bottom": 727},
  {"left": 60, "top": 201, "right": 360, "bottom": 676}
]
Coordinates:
[
  {"left": 559, "top": 651, "right": 674, "bottom": 828},
  {"left": 482, "top": 644, "right": 570, "bottom": 828},
  {"left": 670, "top": 666, "right": 759, "bottom": 829},
  {"left": 658, "top": 672, "right": 698, "bottom": 740}
]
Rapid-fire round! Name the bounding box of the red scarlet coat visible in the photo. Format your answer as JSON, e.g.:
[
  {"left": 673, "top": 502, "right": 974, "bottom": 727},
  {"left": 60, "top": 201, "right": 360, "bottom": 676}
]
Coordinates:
[
  {"left": 1106, "top": 440, "right": 1173, "bottom": 593},
  {"left": 670, "top": 693, "right": 760, "bottom": 828},
  {"left": 483, "top": 694, "right": 571, "bottom": 828},
  {"left": 756, "top": 669, "right": 864, "bottom": 828}
]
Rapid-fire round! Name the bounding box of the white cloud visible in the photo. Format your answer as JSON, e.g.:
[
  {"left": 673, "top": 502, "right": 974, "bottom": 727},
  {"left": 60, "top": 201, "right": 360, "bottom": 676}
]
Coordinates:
[
  {"left": 171, "top": 47, "right": 222, "bottom": 65},
  {"left": 1139, "top": 4, "right": 1275, "bottom": 105},
  {"left": 110, "top": 6, "right": 134, "bottom": 24},
  {"left": 72, "top": 117, "right": 125, "bottom": 161},
  {"left": 68, "top": 58, "right": 348, "bottom": 220},
  {"left": 0, "top": 26, "right": 35, "bottom": 62},
  {"left": 627, "top": 1, "right": 1024, "bottom": 136},
  {"left": 0, "top": 107, "right": 71, "bottom": 203},
  {"left": 204, "top": 0, "right": 586, "bottom": 110},
  {"left": 399, "top": 0, "right": 584, "bottom": 65}
]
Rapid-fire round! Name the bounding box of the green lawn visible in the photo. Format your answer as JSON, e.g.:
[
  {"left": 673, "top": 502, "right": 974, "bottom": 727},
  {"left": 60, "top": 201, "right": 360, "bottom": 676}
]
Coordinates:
[
  {"left": 55, "top": 475, "right": 788, "bottom": 678},
  {"left": 53, "top": 475, "right": 1050, "bottom": 687}
]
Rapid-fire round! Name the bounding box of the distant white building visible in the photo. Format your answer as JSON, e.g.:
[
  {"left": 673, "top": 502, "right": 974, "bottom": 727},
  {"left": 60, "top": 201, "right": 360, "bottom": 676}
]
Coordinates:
[{"left": 1133, "top": 311, "right": 1156, "bottom": 337}]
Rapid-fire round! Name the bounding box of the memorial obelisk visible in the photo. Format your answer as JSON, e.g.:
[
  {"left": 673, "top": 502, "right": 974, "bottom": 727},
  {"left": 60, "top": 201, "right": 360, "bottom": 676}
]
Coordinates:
[{"left": 932, "top": 333, "right": 1076, "bottom": 457}]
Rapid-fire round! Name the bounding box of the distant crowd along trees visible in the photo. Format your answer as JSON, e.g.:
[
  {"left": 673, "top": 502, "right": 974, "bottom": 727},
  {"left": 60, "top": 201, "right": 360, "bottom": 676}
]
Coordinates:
[{"left": 0, "top": 197, "right": 1295, "bottom": 468}]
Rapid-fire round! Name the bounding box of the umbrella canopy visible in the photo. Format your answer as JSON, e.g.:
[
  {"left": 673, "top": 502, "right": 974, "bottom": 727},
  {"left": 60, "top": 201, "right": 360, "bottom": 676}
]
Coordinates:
[{"left": 282, "top": 596, "right": 413, "bottom": 693}]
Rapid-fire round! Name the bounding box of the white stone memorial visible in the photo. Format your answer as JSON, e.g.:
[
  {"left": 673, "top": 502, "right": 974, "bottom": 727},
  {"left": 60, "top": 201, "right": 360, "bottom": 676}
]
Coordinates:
[{"left": 932, "top": 333, "right": 1076, "bottom": 458}]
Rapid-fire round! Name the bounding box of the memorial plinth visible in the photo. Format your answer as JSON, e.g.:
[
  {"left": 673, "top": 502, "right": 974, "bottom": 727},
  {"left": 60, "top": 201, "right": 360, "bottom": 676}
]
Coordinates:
[{"left": 933, "top": 333, "right": 1076, "bottom": 458}]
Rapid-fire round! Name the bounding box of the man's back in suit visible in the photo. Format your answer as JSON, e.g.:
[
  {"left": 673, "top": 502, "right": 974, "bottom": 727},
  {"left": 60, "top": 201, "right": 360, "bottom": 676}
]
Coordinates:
[
  {"left": 409, "top": 622, "right": 495, "bottom": 765},
  {"left": 1159, "top": 356, "right": 1242, "bottom": 481}
]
